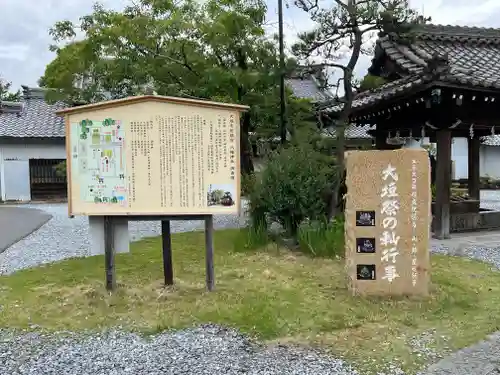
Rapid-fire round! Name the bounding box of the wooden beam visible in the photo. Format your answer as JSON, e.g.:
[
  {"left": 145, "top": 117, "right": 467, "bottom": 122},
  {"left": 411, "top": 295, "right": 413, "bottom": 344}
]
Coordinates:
[
  {"left": 468, "top": 137, "right": 481, "bottom": 200},
  {"left": 434, "top": 129, "right": 452, "bottom": 239}
]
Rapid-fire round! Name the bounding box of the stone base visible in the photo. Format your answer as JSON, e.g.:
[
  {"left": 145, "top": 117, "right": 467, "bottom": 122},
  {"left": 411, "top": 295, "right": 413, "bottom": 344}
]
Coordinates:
[
  {"left": 431, "top": 211, "right": 500, "bottom": 233},
  {"left": 88, "top": 216, "right": 130, "bottom": 256},
  {"left": 431, "top": 200, "right": 480, "bottom": 215}
]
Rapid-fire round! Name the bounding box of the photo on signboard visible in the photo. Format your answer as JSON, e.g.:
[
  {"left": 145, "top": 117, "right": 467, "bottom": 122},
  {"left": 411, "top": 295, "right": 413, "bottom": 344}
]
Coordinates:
[
  {"left": 207, "top": 183, "right": 237, "bottom": 207},
  {"left": 356, "top": 238, "right": 376, "bottom": 253},
  {"left": 356, "top": 264, "right": 376, "bottom": 280},
  {"left": 356, "top": 210, "right": 375, "bottom": 226}
]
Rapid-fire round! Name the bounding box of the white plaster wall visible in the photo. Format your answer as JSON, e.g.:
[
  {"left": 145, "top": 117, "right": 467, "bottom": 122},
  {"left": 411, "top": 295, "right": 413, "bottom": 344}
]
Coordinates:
[
  {"left": 1, "top": 143, "right": 66, "bottom": 160},
  {"left": 451, "top": 137, "right": 468, "bottom": 180},
  {"left": 481, "top": 145, "right": 500, "bottom": 179},
  {"left": 403, "top": 137, "right": 500, "bottom": 180},
  {"left": 0, "top": 143, "right": 66, "bottom": 201}
]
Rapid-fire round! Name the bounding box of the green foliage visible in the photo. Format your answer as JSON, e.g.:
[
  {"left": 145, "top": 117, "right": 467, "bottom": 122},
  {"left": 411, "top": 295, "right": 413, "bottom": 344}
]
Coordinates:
[
  {"left": 41, "top": 0, "right": 321, "bottom": 174},
  {"left": 208, "top": 189, "right": 225, "bottom": 205},
  {"left": 293, "top": 0, "right": 427, "bottom": 62},
  {"left": 233, "top": 225, "right": 270, "bottom": 254},
  {"left": 0, "top": 78, "right": 21, "bottom": 101},
  {"left": 241, "top": 172, "right": 256, "bottom": 197},
  {"left": 41, "top": 0, "right": 307, "bottom": 133},
  {"left": 297, "top": 218, "right": 344, "bottom": 258},
  {"left": 248, "top": 144, "right": 335, "bottom": 237},
  {"left": 54, "top": 161, "right": 67, "bottom": 178},
  {"left": 292, "top": 0, "right": 426, "bottom": 218},
  {"left": 358, "top": 74, "right": 387, "bottom": 92}
]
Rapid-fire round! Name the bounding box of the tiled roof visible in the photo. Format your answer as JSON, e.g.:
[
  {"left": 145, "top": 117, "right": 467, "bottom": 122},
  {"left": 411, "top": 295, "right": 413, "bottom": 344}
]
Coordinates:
[
  {"left": 324, "top": 24, "right": 500, "bottom": 113},
  {"left": 321, "top": 124, "right": 375, "bottom": 139},
  {"left": 286, "top": 77, "right": 333, "bottom": 101},
  {"left": 287, "top": 65, "right": 334, "bottom": 102},
  {"left": 377, "top": 24, "right": 500, "bottom": 88},
  {"left": 323, "top": 75, "right": 429, "bottom": 113},
  {"left": 0, "top": 86, "right": 66, "bottom": 138}
]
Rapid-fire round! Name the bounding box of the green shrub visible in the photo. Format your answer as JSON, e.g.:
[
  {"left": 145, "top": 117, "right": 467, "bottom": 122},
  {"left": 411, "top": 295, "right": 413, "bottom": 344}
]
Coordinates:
[
  {"left": 241, "top": 172, "right": 256, "bottom": 197},
  {"left": 431, "top": 184, "right": 436, "bottom": 200},
  {"left": 54, "top": 161, "right": 67, "bottom": 178},
  {"left": 248, "top": 144, "right": 336, "bottom": 238},
  {"left": 297, "top": 217, "right": 344, "bottom": 258},
  {"left": 233, "top": 224, "right": 270, "bottom": 253}
]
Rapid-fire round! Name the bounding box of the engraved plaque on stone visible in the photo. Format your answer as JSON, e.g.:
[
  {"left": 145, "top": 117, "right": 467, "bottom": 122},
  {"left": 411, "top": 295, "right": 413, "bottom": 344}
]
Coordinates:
[
  {"left": 356, "top": 238, "right": 376, "bottom": 253},
  {"left": 356, "top": 210, "right": 375, "bottom": 226},
  {"left": 356, "top": 264, "right": 376, "bottom": 280}
]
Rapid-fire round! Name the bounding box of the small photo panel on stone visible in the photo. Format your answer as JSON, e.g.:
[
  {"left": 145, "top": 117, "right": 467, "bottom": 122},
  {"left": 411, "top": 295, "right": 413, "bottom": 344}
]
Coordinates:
[
  {"left": 356, "top": 210, "right": 375, "bottom": 226},
  {"left": 356, "top": 264, "right": 376, "bottom": 280},
  {"left": 356, "top": 238, "right": 376, "bottom": 253}
]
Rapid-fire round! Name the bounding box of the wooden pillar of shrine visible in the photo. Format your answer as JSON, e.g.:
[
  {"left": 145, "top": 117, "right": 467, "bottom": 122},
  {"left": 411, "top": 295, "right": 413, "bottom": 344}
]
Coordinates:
[
  {"left": 375, "top": 132, "right": 387, "bottom": 150},
  {"left": 434, "top": 129, "right": 452, "bottom": 239},
  {"left": 468, "top": 136, "right": 481, "bottom": 200}
]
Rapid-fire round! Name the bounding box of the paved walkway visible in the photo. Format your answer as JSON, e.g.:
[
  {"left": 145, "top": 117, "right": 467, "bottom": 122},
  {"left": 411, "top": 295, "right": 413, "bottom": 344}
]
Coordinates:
[
  {"left": 419, "top": 333, "right": 500, "bottom": 375},
  {"left": 0, "top": 206, "right": 52, "bottom": 253},
  {"left": 431, "top": 230, "right": 500, "bottom": 256}
]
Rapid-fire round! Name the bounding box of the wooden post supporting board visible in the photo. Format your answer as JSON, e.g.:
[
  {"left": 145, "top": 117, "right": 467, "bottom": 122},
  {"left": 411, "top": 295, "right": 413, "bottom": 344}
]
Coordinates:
[
  {"left": 161, "top": 220, "right": 174, "bottom": 286},
  {"left": 103, "top": 216, "right": 116, "bottom": 291},
  {"left": 204, "top": 215, "right": 215, "bottom": 291}
]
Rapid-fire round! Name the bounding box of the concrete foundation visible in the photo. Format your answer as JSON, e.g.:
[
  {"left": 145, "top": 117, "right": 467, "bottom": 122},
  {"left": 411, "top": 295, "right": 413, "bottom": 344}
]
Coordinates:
[{"left": 88, "top": 216, "right": 130, "bottom": 256}]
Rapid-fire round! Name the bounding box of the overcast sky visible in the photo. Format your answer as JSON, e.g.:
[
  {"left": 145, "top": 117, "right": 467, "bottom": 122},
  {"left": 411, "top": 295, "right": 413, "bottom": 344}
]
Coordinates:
[{"left": 1, "top": 0, "right": 500, "bottom": 93}]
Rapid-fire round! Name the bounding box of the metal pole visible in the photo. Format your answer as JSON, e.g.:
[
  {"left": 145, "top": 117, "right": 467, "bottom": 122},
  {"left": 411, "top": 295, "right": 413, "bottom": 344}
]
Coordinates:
[{"left": 278, "top": 0, "right": 287, "bottom": 144}]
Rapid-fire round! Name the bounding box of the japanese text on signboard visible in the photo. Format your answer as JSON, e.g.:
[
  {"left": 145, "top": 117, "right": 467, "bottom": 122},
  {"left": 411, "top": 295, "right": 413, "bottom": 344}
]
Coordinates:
[
  {"left": 380, "top": 164, "right": 401, "bottom": 283},
  {"left": 411, "top": 159, "right": 418, "bottom": 286}
]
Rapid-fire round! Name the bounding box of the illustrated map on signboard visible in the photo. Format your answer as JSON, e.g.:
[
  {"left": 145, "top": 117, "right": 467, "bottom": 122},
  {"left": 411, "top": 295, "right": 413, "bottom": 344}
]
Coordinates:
[{"left": 70, "top": 119, "right": 127, "bottom": 206}]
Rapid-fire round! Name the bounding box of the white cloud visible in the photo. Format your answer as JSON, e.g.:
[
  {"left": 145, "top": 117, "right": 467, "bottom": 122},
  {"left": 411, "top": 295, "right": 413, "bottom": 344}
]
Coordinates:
[
  {"left": 1, "top": 0, "right": 499, "bottom": 93},
  {"left": 0, "top": 45, "right": 29, "bottom": 61}
]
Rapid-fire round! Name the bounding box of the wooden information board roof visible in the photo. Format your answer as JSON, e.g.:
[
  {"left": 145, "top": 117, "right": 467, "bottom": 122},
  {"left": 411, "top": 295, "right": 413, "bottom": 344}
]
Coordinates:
[{"left": 56, "top": 95, "right": 250, "bottom": 116}]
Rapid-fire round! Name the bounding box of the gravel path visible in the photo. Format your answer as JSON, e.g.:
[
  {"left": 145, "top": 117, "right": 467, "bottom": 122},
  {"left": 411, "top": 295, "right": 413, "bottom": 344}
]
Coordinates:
[
  {"left": 430, "top": 191, "right": 500, "bottom": 268},
  {"left": 0, "top": 325, "right": 362, "bottom": 375},
  {"left": 0, "top": 203, "right": 246, "bottom": 275}
]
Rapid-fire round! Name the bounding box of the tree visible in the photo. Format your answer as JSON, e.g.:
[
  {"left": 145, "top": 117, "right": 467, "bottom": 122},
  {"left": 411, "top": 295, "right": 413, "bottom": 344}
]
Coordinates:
[
  {"left": 41, "top": 0, "right": 314, "bottom": 175},
  {"left": 358, "top": 73, "right": 386, "bottom": 92},
  {"left": 292, "top": 0, "right": 427, "bottom": 217},
  {"left": 0, "top": 78, "right": 21, "bottom": 101}
]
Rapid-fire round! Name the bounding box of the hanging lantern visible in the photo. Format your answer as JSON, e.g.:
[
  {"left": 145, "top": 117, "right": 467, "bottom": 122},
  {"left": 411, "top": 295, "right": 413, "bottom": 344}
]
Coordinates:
[
  {"left": 420, "top": 126, "right": 426, "bottom": 146},
  {"left": 431, "top": 88, "right": 442, "bottom": 105}
]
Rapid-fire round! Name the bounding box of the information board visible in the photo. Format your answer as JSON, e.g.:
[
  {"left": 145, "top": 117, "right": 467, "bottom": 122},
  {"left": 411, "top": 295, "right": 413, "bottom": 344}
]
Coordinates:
[
  {"left": 344, "top": 148, "right": 431, "bottom": 296},
  {"left": 58, "top": 96, "right": 249, "bottom": 216}
]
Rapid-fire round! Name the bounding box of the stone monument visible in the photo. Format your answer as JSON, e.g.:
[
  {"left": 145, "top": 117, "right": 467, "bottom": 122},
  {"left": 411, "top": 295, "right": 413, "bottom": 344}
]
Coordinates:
[{"left": 344, "top": 148, "right": 431, "bottom": 296}]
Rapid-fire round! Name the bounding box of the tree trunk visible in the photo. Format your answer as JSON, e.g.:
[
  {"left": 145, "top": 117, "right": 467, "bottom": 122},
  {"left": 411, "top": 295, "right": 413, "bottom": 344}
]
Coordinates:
[
  {"left": 240, "top": 111, "right": 254, "bottom": 175},
  {"left": 327, "top": 19, "right": 362, "bottom": 219},
  {"left": 235, "top": 48, "right": 254, "bottom": 175}
]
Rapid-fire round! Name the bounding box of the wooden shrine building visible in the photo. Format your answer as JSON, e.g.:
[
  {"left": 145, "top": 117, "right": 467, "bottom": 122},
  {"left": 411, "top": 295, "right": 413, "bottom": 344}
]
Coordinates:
[{"left": 322, "top": 24, "right": 500, "bottom": 239}]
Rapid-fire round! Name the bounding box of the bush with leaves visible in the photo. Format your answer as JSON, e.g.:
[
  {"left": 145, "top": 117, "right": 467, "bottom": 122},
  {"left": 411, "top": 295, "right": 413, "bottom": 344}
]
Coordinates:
[
  {"left": 248, "top": 144, "right": 336, "bottom": 239},
  {"left": 54, "top": 161, "right": 67, "bottom": 178}
]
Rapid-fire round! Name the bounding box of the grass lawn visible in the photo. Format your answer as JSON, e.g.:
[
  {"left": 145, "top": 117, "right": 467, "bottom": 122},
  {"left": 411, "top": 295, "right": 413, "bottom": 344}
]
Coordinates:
[{"left": 2, "top": 229, "right": 500, "bottom": 374}]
